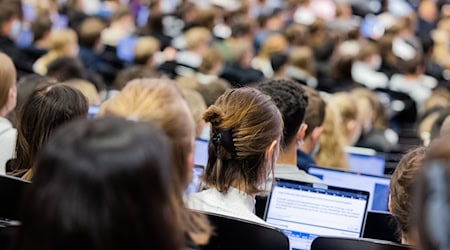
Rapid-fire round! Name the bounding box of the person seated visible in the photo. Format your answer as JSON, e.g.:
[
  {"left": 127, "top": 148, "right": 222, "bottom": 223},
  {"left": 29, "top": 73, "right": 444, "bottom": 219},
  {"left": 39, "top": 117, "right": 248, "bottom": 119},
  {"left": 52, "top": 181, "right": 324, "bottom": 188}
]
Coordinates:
[
  {"left": 389, "top": 146, "right": 428, "bottom": 246},
  {"left": 133, "top": 36, "right": 160, "bottom": 70},
  {"left": 258, "top": 78, "right": 321, "bottom": 188},
  {"left": 186, "top": 87, "right": 283, "bottom": 225},
  {"left": 297, "top": 86, "right": 326, "bottom": 171},
  {"left": 21, "top": 14, "right": 52, "bottom": 63},
  {"left": 251, "top": 34, "right": 288, "bottom": 78},
  {"left": 10, "top": 117, "right": 184, "bottom": 250},
  {"left": 351, "top": 42, "right": 389, "bottom": 90},
  {"left": 8, "top": 84, "right": 88, "bottom": 180},
  {"left": 0, "top": 53, "right": 17, "bottom": 174},
  {"left": 415, "top": 138, "right": 450, "bottom": 250},
  {"left": 285, "top": 46, "right": 318, "bottom": 89},
  {"left": 196, "top": 48, "right": 224, "bottom": 85},
  {"left": 99, "top": 79, "right": 212, "bottom": 247},
  {"left": 33, "top": 29, "right": 79, "bottom": 75}
]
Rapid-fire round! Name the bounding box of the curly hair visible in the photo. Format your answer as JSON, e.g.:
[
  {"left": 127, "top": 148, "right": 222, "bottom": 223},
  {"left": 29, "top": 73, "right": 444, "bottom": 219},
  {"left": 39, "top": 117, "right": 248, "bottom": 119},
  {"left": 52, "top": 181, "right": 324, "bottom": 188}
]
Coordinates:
[{"left": 258, "top": 78, "right": 308, "bottom": 149}]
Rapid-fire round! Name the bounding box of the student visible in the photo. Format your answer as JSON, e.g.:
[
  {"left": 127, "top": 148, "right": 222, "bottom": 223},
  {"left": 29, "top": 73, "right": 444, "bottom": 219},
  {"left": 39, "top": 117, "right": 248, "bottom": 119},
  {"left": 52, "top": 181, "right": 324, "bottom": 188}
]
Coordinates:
[
  {"left": 389, "top": 147, "right": 428, "bottom": 246},
  {"left": 258, "top": 79, "right": 321, "bottom": 185},
  {"left": 186, "top": 87, "right": 283, "bottom": 225},
  {"left": 11, "top": 118, "right": 183, "bottom": 250},
  {"left": 99, "top": 79, "right": 212, "bottom": 247},
  {"left": 0, "top": 53, "right": 17, "bottom": 174},
  {"left": 297, "top": 86, "right": 326, "bottom": 171},
  {"left": 415, "top": 138, "right": 450, "bottom": 250},
  {"left": 8, "top": 84, "right": 88, "bottom": 180}
]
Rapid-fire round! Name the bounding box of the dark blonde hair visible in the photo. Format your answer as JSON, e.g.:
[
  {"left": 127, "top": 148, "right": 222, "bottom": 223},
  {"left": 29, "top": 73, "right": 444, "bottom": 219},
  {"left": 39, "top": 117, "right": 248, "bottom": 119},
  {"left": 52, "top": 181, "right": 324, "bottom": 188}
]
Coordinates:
[
  {"left": 99, "top": 79, "right": 211, "bottom": 245},
  {"left": 0, "top": 52, "right": 16, "bottom": 110},
  {"left": 203, "top": 88, "right": 283, "bottom": 195}
]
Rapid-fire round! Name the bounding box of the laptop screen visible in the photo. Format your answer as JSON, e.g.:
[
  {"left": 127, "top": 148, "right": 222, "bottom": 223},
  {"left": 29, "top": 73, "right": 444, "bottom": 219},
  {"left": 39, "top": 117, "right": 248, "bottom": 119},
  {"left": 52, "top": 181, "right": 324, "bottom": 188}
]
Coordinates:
[
  {"left": 194, "top": 139, "right": 209, "bottom": 167},
  {"left": 347, "top": 153, "right": 386, "bottom": 176},
  {"left": 265, "top": 179, "right": 369, "bottom": 250},
  {"left": 308, "top": 167, "right": 390, "bottom": 212},
  {"left": 184, "top": 165, "right": 205, "bottom": 195}
]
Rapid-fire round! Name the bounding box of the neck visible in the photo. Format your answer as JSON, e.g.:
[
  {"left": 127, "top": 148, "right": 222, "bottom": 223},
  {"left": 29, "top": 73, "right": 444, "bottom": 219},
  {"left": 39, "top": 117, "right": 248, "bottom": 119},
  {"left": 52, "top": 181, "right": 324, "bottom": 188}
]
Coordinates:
[
  {"left": 277, "top": 143, "right": 297, "bottom": 166},
  {"left": 0, "top": 106, "right": 8, "bottom": 117}
]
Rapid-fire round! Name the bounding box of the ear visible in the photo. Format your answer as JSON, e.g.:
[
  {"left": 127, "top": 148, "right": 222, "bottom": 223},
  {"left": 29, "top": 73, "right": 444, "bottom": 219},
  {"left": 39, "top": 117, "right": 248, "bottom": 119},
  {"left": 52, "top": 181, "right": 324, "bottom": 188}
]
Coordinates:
[
  {"left": 265, "top": 140, "right": 279, "bottom": 162},
  {"left": 7, "top": 85, "right": 17, "bottom": 112},
  {"left": 297, "top": 123, "right": 308, "bottom": 142},
  {"left": 311, "top": 126, "right": 324, "bottom": 142}
]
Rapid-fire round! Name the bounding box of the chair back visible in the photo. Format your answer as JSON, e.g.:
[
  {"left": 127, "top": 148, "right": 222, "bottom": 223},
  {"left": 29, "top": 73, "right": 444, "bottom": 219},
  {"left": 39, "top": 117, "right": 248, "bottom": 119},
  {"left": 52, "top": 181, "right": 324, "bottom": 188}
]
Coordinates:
[
  {"left": 311, "top": 236, "right": 411, "bottom": 250},
  {"left": 0, "top": 175, "right": 30, "bottom": 220}
]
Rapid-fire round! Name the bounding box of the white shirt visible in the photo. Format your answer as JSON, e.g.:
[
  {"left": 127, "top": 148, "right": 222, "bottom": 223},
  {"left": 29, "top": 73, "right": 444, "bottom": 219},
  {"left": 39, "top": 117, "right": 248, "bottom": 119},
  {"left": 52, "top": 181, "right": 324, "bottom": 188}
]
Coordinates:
[
  {"left": 351, "top": 61, "right": 389, "bottom": 89},
  {"left": 0, "top": 117, "right": 16, "bottom": 175},
  {"left": 389, "top": 74, "right": 437, "bottom": 106},
  {"left": 186, "top": 187, "right": 269, "bottom": 226}
]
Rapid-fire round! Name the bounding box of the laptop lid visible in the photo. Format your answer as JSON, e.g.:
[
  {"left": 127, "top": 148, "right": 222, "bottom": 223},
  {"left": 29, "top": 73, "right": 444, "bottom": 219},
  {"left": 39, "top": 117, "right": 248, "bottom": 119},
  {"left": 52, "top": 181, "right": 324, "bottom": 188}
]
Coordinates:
[
  {"left": 363, "top": 211, "right": 400, "bottom": 243},
  {"left": 345, "top": 146, "right": 385, "bottom": 176},
  {"left": 308, "top": 166, "right": 390, "bottom": 212},
  {"left": 264, "top": 178, "right": 369, "bottom": 250}
]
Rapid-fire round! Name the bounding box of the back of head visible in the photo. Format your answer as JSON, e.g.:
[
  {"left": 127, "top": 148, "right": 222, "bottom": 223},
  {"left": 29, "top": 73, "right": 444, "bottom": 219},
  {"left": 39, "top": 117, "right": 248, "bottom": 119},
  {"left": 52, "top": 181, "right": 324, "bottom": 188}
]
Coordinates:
[
  {"left": 203, "top": 87, "right": 283, "bottom": 194},
  {"left": 389, "top": 146, "right": 428, "bottom": 243},
  {"left": 329, "top": 92, "right": 361, "bottom": 146},
  {"left": 31, "top": 14, "right": 52, "bottom": 42},
  {"left": 0, "top": 52, "right": 17, "bottom": 112},
  {"left": 184, "top": 27, "right": 211, "bottom": 51},
  {"left": 49, "top": 29, "right": 78, "bottom": 54},
  {"left": 113, "top": 66, "right": 161, "bottom": 90},
  {"left": 415, "top": 138, "right": 450, "bottom": 250},
  {"left": 13, "top": 117, "right": 182, "bottom": 250},
  {"left": 46, "top": 57, "right": 86, "bottom": 82},
  {"left": 288, "top": 46, "right": 315, "bottom": 75},
  {"left": 259, "top": 34, "right": 288, "bottom": 58},
  {"left": 133, "top": 36, "right": 160, "bottom": 65},
  {"left": 258, "top": 78, "right": 308, "bottom": 149},
  {"left": 197, "top": 78, "right": 230, "bottom": 107},
  {"left": 302, "top": 86, "right": 326, "bottom": 138},
  {"left": 12, "top": 84, "right": 88, "bottom": 178},
  {"left": 77, "top": 17, "right": 105, "bottom": 48},
  {"left": 62, "top": 79, "right": 100, "bottom": 106},
  {"left": 430, "top": 107, "right": 450, "bottom": 141}
]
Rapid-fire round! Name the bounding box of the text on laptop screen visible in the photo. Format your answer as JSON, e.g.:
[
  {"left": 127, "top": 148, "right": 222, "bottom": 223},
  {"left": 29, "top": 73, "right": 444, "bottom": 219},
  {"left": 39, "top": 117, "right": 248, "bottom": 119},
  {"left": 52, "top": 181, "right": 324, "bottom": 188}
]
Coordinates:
[
  {"left": 347, "top": 153, "right": 385, "bottom": 176},
  {"left": 308, "top": 167, "right": 390, "bottom": 211},
  {"left": 265, "top": 179, "right": 369, "bottom": 250}
]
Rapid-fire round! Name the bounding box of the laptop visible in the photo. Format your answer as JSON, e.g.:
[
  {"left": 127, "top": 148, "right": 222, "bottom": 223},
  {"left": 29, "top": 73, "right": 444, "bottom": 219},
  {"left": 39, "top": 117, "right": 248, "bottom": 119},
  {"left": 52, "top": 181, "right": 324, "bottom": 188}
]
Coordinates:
[
  {"left": 345, "top": 146, "right": 386, "bottom": 176},
  {"left": 265, "top": 179, "right": 370, "bottom": 250},
  {"left": 363, "top": 211, "right": 400, "bottom": 243},
  {"left": 194, "top": 139, "right": 209, "bottom": 167},
  {"left": 184, "top": 165, "right": 205, "bottom": 195},
  {"left": 308, "top": 166, "right": 390, "bottom": 212}
]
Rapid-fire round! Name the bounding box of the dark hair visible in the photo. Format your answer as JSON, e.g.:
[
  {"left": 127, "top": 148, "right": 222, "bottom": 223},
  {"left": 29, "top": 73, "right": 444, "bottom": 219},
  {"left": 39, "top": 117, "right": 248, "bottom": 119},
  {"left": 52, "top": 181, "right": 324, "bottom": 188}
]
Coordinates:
[
  {"left": 113, "top": 66, "right": 161, "bottom": 90},
  {"left": 46, "top": 57, "right": 87, "bottom": 81},
  {"left": 12, "top": 117, "right": 182, "bottom": 250},
  {"left": 258, "top": 78, "right": 308, "bottom": 148},
  {"left": 415, "top": 138, "right": 450, "bottom": 250},
  {"left": 203, "top": 88, "right": 283, "bottom": 194},
  {"left": 389, "top": 146, "right": 428, "bottom": 241},
  {"left": 270, "top": 52, "right": 288, "bottom": 73},
  {"left": 31, "top": 14, "right": 52, "bottom": 42},
  {"left": 302, "top": 86, "right": 326, "bottom": 138},
  {"left": 0, "top": 5, "right": 19, "bottom": 28},
  {"left": 10, "top": 84, "right": 88, "bottom": 179}
]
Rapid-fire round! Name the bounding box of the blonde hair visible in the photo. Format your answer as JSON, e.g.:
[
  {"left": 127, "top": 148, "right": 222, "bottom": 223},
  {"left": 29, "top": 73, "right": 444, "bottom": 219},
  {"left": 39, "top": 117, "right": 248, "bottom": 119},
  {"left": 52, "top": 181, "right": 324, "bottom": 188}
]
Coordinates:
[
  {"left": 329, "top": 92, "right": 361, "bottom": 146},
  {"left": 180, "top": 88, "right": 207, "bottom": 138},
  {"left": 185, "top": 27, "right": 211, "bottom": 50},
  {"left": 315, "top": 103, "right": 349, "bottom": 170},
  {"left": 98, "top": 78, "right": 211, "bottom": 244},
  {"left": 258, "top": 34, "right": 288, "bottom": 58},
  {"left": 62, "top": 80, "right": 100, "bottom": 106},
  {"left": 0, "top": 53, "right": 16, "bottom": 111},
  {"left": 133, "top": 36, "right": 160, "bottom": 65}
]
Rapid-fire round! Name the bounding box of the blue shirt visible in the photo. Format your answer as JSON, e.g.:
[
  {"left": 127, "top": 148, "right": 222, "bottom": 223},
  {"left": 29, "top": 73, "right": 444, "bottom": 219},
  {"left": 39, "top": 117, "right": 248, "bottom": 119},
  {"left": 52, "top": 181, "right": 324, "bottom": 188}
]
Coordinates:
[{"left": 297, "top": 149, "right": 316, "bottom": 172}]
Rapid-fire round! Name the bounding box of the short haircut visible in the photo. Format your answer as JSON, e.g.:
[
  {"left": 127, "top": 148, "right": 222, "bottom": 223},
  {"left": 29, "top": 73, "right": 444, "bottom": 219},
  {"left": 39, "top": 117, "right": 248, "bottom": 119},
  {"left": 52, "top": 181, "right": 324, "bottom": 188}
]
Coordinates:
[
  {"left": 184, "top": 27, "right": 211, "bottom": 50},
  {"left": 199, "top": 48, "right": 223, "bottom": 74},
  {"left": 133, "top": 36, "right": 160, "bottom": 65},
  {"left": 0, "top": 5, "right": 18, "bottom": 28},
  {"left": 77, "top": 17, "right": 105, "bottom": 48},
  {"left": 258, "top": 78, "right": 308, "bottom": 149},
  {"left": 198, "top": 78, "right": 230, "bottom": 107},
  {"left": 31, "top": 14, "right": 52, "bottom": 42},
  {"left": 270, "top": 52, "right": 288, "bottom": 73},
  {"left": 302, "top": 86, "right": 326, "bottom": 138},
  {"left": 389, "top": 146, "right": 428, "bottom": 239}
]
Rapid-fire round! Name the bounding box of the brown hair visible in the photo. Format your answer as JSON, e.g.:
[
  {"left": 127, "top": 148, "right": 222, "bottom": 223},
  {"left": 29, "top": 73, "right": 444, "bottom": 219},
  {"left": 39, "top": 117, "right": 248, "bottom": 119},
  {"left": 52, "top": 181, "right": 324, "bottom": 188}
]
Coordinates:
[
  {"left": 185, "top": 27, "right": 211, "bottom": 51},
  {"left": 389, "top": 147, "right": 428, "bottom": 241},
  {"left": 415, "top": 138, "right": 450, "bottom": 250},
  {"left": 78, "top": 17, "right": 105, "bottom": 48},
  {"left": 98, "top": 79, "right": 211, "bottom": 245},
  {"left": 133, "top": 36, "right": 160, "bottom": 65},
  {"left": 258, "top": 34, "right": 288, "bottom": 59},
  {"left": 289, "top": 46, "right": 315, "bottom": 76},
  {"left": 198, "top": 78, "right": 230, "bottom": 107},
  {"left": 202, "top": 87, "right": 283, "bottom": 195},
  {"left": 11, "top": 84, "right": 88, "bottom": 179},
  {"left": 0, "top": 52, "right": 16, "bottom": 111},
  {"left": 199, "top": 48, "right": 223, "bottom": 74},
  {"left": 302, "top": 86, "right": 326, "bottom": 138},
  {"left": 329, "top": 92, "right": 361, "bottom": 146}
]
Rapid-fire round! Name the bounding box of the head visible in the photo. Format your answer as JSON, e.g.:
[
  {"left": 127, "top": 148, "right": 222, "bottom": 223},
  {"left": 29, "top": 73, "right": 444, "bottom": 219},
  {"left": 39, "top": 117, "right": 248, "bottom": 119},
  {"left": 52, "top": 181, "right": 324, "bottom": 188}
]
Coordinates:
[
  {"left": 415, "top": 138, "right": 450, "bottom": 250},
  {"left": 0, "top": 52, "right": 17, "bottom": 117},
  {"left": 258, "top": 78, "right": 308, "bottom": 151},
  {"left": 202, "top": 88, "right": 283, "bottom": 195},
  {"left": 302, "top": 86, "right": 326, "bottom": 155},
  {"left": 46, "top": 57, "right": 87, "bottom": 82},
  {"left": 229, "top": 40, "right": 253, "bottom": 68},
  {"left": 389, "top": 146, "right": 428, "bottom": 245},
  {"left": 356, "top": 42, "right": 382, "bottom": 70},
  {"left": 199, "top": 48, "right": 223, "bottom": 75},
  {"left": 77, "top": 17, "right": 105, "bottom": 50},
  {"left": 197, "top": 78, "right": 231, "bottom": 107},
  {"left": 62, "top": 80, "right": 101, "bottom": 106},
  {"left": 270, "top": 52, "right": 288, "bottom": 76},
  {"left": 184, "top": 27, "right": 211, "bottom": 55},
  {"left": 48, "top": 29, "right": 79, "bottom": 57},
  {"left": 99, "top": 79, "right": 211, "bottom": 244},
  {"left": 329, "top": 92, "right": 362, "bottom": 146},
  {"left": 133, "top": 36, "right": 160, "bottom": 67},
  {"left": 351, "top": 88, "right": 384, "bottom": 134},
  {"left": 12, "top": 84, "right": 88, "bottom": 179},
  {"left": 180, "top": 88, "right": 207, "bottom": 138},
  {"left": 430, "top": 108, "right": 450, "bottom": 141},
  {"left": 30, "top": 14, "right": 52, "bottom": 45},
  {"left": 13, "top": 117, "right": 182, "bottom": 250},
  {"left": 113, "top": 66, "right": 161, "bottom": 91},
  {"left": 288, "top": 46, "right": 316, "bottom": 76},
  {"left": 258, "top": 34, "right": 288, "bottom": 59},
  {"left": 0, "top": 5, "right": 21, "bottom": 39}
]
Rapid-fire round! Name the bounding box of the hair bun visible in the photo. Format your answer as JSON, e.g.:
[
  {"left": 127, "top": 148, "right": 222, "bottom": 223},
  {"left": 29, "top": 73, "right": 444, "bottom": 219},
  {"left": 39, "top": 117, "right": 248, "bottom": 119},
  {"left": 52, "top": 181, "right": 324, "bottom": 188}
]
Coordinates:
[{"left": 202, "top": 105, "right": 225, "bottom": 126}]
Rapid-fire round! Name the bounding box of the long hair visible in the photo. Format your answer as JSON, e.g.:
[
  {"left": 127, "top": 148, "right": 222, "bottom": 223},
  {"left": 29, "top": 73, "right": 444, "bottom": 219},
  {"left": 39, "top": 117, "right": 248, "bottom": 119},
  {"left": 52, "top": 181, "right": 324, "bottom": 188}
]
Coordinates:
[
  {"left": 12, "top": 118, "right": 182, "bottom": 250},
  {"left": 10, "top": 84, "right": 88, "bottom": 179},
  {"left": 99, "top": 78, "right": 212, "bottom": 245}
]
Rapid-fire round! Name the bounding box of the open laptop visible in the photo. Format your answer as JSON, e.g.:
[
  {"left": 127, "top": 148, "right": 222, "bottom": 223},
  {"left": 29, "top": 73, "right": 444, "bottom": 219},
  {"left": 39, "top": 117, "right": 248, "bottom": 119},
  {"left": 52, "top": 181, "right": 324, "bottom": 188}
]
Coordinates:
[
  {"left": 265, "top": 179, "right": 370, "bottom": 250},
  {"left": 308, "top": 166, "right": 390, "bottom": 212},
  {"left": 184, "top": 165, "right": 205, "bottom": 195},
  {"left": 194, "top": 139, "right": 209, "bottom": 167},
  {"left": 345, "top": 146, "right": 386, "bottom": 176}
]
